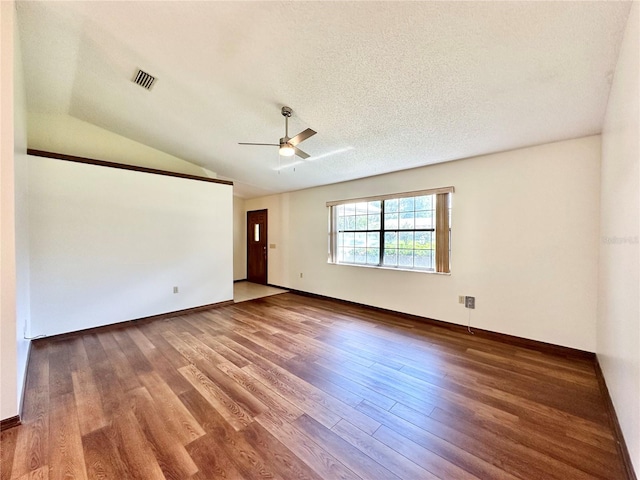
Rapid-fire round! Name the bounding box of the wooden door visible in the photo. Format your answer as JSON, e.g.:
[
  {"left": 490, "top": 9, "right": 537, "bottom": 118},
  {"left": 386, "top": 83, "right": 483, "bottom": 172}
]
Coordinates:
[{"left": 247, "top": 209, "right": 268, "bottom": 284}]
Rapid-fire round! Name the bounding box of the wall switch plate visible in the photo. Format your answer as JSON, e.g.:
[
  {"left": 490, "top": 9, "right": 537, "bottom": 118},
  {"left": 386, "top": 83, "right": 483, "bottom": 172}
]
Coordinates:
[
  {"left": 458, "top": 295, "right": 465, "bottom": 304},
  {"left": 465, "top": 296, "right": 475, "bottom": 309},
  {"left": 300, "top": 273, "right": 303, "bottom": 278},
  {"left": 173, "top": 286, "right": 179, "bottom": 294}
]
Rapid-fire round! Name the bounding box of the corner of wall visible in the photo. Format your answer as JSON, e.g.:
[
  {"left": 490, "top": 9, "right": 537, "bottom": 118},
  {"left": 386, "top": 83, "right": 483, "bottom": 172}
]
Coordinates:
[{"left": 597, "top": 1, "right": 640, "bottom": 475}]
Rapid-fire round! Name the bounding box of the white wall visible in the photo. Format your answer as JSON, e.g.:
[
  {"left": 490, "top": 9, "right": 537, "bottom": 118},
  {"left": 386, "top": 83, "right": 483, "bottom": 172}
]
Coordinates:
[
  {"left": 0, "top": 0, "right": 19, "bottom": 421},
  {"left": 28, "top": 112, "right": 214, "bottom": 178},
  {"left": 598, "top": 1, "right": 640, "bottom": 474},
  {"left": 14, "top": 0, "right": 31, "bottom": 416},
  {"left": 233, "top": 196, "right": 247, "bottom": 281},
  {"left": 246, "top": 136, "right": 601, "bottom": 351},
  {"left": 28, "top": 156, "right": 233, "bottom": 337},
  {"left": 1, "top": 0, "right": 30, "bottom": 422}
]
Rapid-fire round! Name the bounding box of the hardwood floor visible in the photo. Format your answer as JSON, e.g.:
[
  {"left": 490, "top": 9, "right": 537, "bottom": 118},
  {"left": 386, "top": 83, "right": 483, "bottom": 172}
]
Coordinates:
[{"left": 1, "top": 293, "right": 628, "bottom": 480}]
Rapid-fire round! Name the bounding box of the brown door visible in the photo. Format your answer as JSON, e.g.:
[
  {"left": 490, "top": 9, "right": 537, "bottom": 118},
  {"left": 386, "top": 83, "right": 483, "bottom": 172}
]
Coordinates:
[{"left": 247, "top": 209, "right": 268, "bottom": 284}]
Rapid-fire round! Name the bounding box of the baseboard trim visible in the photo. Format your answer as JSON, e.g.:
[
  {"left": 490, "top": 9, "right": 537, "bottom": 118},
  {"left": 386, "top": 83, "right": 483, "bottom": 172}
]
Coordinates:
[
  {"left": 0, "top": 415, "right": 21, "bottom": 431},
  {"left": 594, "top": 357, "right": 637, "bottom": 480},
  {"left": 273, "top": 287, "right": 594, "bottom": 361},
  {"left": 234, "top": 279, "right": 247, "bottom": 283},
  {"left": 34, "top": 299, "right": 235, "bottom": 343}
]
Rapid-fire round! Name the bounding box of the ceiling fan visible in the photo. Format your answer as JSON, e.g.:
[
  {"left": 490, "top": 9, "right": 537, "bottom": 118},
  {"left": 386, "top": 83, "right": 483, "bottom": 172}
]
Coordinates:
[{"left": 239, "top": 106, "right": 316, "bottom": 159}]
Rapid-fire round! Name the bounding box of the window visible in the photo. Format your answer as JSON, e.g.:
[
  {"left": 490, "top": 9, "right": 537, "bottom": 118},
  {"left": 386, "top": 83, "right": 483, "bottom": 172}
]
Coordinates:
[{"left": 328, "top": 187, "right": 452, "bottom": 273}]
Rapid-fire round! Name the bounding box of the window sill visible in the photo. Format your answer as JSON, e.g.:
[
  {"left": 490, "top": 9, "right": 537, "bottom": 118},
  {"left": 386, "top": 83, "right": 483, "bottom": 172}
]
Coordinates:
[{"left": 328, "top": 261, "right": 451, "bottom": 276}]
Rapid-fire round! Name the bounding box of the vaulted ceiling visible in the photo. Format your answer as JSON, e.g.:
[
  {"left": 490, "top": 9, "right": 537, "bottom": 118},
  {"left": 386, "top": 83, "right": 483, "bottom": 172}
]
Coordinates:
[{"left": 17, "top": 1, "right": 632, "bottom": 198}]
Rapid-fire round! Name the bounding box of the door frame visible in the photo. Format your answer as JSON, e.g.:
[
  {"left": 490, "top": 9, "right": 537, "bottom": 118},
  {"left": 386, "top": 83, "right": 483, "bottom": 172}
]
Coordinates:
[{"left": 246, "top": 209, "right": 268, "bottom": 284}]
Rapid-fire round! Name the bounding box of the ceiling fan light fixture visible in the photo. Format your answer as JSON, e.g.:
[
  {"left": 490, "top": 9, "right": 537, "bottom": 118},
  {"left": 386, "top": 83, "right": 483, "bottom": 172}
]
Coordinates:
[{"left": 279, "top": 143, "right": 295, "bottom": 157}]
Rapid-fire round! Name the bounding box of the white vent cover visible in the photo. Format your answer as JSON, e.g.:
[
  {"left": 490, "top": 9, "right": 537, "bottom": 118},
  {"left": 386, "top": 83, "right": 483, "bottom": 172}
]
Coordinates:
[{"left": 133, "top": 69, "right": 156, "bottom": 90}]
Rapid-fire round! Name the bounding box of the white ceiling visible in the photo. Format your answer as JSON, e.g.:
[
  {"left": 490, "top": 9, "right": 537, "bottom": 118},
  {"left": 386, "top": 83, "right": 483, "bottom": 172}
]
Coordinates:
[{"left": 17, "top": 1, "right": 632, "bottom": 198}]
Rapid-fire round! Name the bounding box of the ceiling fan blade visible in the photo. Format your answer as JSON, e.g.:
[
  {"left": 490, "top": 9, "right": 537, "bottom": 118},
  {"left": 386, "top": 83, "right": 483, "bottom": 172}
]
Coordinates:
[
  {"left": 238, "top": 142, "right": 279, "bottom": 146},
  {"left": 288, "top": 128, "right": 317, "bottom": 147},
  {"left": 294, "top": 147, "right": 310, "bottom": 159}
]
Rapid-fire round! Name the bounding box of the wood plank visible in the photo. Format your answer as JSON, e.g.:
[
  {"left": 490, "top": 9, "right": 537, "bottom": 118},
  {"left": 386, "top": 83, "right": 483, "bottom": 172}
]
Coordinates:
[
  {"left": 10, "top": 388, "right": 48, "bottom": 479},
  {"left": 97, "top": 331, "right": 142, "bottom": 392},
  {"left": 179, "top": 364, "right": 254, "bottom": 431},
  {"left": 1, "top": 426, "right": 18, "bottom": 480},
  {"left": 331, "top": 419, "right": 438, "bottom": 480},
  {"left": 255, "top": 411, "right": 362, "bottom": 480},
  {"left": 216, "top": 361, "right": 304, "bottom": 423},
  {"left": 177, "top": 388, "right": 283, "bottom": 480},
  {"left": 14, "top": 467, "right": 48, "bottom": 480},
  {"left": 139, "top": 371, "right": 205, "bottom": 444},
  {"left": 71, "top": 368, "right": 107, "bottom": 436},
  {"left": 48, "top": 393, "right": 87, "bottom": 480},
  {"left": 104, "top": 410, "right": 166, "bottom": 479},
  {"left": 47, "top": 342, "right": 72, "bottom": 399},
  {"left": 81, "top": 427, "right": 133, "bottom": 480},
  {"left": 373, "top": 424, "right": 480, "bottom": 479},
  {"left": 242, "top": 422, "right": 325, "bottom": 480},
  {"left": 185, "top": 433, "right": 244, "bottom": 480},
  {"left": 293, "top": 414, "right": 402, "bottom": 480},
  {"left": 356, "top": 400, "right": 519, "bottom": 480},
  {"left": 389, "top": 402, "right": 599, "bottom": 480},
  {"left": 127, "top": 387, "right": 199, "bottom": 479},
  {"left": 243, "top": 363, "right": 342, "bottom": 429}
]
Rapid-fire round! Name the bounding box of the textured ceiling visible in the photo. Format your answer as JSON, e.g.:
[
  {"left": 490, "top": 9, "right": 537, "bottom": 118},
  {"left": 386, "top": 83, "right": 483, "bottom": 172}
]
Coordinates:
[{"left": 17, "top": 1, "right": 631, "bottom": 198}]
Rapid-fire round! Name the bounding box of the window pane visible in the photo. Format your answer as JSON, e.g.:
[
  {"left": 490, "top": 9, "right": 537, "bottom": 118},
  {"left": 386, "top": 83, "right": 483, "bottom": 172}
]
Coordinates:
[
  {"left": 385, "top": 198, "right": 399, "bottom": 212},
  {"left": 355, "top": 248, "right": 366, "bottom": 263},
  {"left": 344, "top": 203, "right": 356, "bottom": 215},
  {"left": 415, "top": 210, "right": 433, "bottom": 229},
  {"left": 337, "top": 216, "right": 345, "bottom": 231},
  {"left": 414, "top": 250, "right": 433, "bottom": 269},
  {"left": 366, "top": 248, "right": 379, "bottom": 265},
  {"left": 368, "top": 214, "right": 381, "bottom": 230},
  {"left": 399, "top": 212, "right": 414, "bottom": 229},
  {"left": 384, "top": 213, "right": 398, "bottom": 229},
  {"left": 367, "top": 232, "right": 380, "bottom": 248},
  {"left": 343, "top": 247, "right": 354, "bottom": 263},
  {"left": 399, "top": 231, "right": 414, "bottom": 249},
  {"left": 355, "top": 215, "right": 368, "bottom": 230},
  {"left": 415, "top": 231, "right": 432, "bottom": 249},
  {"left": 383, "top": 249, "right": 397, "bottom": 266},
  {"left": 355, "top": 202, "right": 368, "bottom": 214},
  {"left": 398, "top": 249, "right": 413, "bottom": 268},
  {"left": 384, "top": 232, "right": 397, "bottom": 248},
  {"left": 345, "top": 215, "right": 356, "bottom": 230},
  {"left": 343, "top": 232, "right": 354, "bottom": 247},
  {"left": 399, "top": 197, "right": 414, "bottom": 212},
  {"left": 414, "top": 195, "right": 430, "bottom": 211},
  {"left": 368, "top": 201, "right": 381, "bottom": 213},
  {"left": 337, "top": 204, "right": 345, "bottom": 216},
  {"left": 355, "top": 232, "right": 366, "bottom": 248}
]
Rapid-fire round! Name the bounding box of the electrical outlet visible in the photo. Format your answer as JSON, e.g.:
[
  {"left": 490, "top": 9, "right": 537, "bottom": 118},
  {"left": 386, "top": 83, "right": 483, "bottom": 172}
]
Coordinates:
[
  {"left": 173, "top": 286, "right": 179, "bottom": 294},
  {"left": 300, "top": 273, "right": 303, "bottom": 278},
  {"left": 465, "top": 296, "right": 475, "bottom": 309},
  {"left": 458, "top": 295, "right": 465, "bottom": 304}
]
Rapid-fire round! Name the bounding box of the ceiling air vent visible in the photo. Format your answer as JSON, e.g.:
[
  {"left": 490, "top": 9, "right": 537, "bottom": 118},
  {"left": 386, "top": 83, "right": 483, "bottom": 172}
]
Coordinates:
[{"left": 133, "top": 69, "right": 157, "bottom": 90}]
